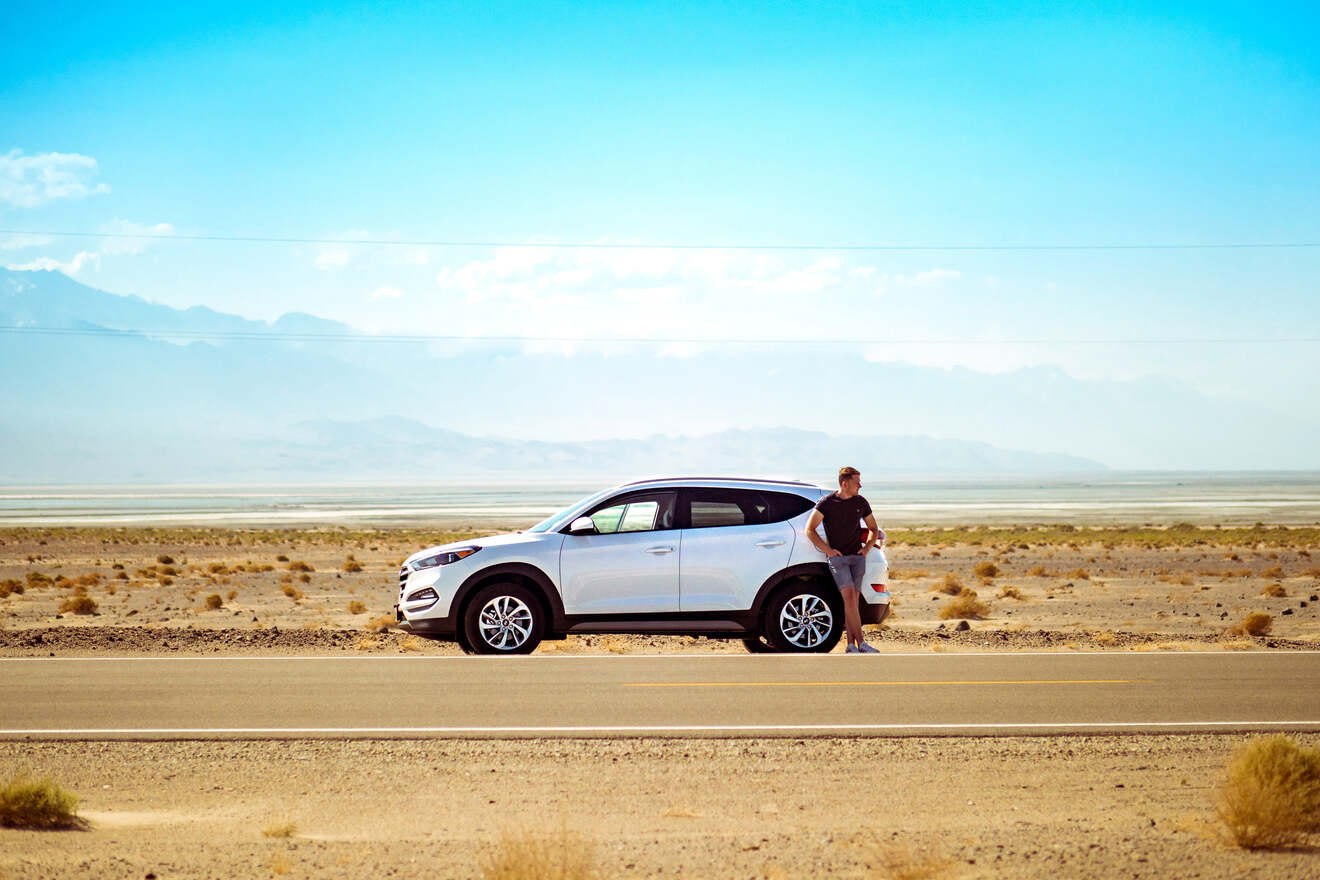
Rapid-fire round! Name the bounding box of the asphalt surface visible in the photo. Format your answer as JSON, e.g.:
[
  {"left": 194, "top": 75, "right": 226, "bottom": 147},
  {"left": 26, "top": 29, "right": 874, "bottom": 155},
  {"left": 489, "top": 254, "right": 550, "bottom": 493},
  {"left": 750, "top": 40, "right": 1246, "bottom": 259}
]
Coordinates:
[{"left": 3, "top": 652, "right": 1319, "bottom": 739}]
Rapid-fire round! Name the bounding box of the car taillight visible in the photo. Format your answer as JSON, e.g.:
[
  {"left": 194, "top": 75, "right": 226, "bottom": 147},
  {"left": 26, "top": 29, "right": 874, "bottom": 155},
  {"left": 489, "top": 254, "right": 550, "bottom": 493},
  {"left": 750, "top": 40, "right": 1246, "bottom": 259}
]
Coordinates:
[{"left": 871, "top": 584, "right": 888, "bottom": 593}]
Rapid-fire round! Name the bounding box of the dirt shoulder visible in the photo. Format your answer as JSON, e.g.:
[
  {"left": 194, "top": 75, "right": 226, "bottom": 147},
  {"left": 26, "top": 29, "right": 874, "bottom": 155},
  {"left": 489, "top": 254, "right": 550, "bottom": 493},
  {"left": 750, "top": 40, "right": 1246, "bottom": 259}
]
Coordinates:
[
  {"left": 3, "top": 735, "right": 1318, "bottom": 879},
  {"left": 2, "top": 526, "right": 1317, "bottom": 655}
]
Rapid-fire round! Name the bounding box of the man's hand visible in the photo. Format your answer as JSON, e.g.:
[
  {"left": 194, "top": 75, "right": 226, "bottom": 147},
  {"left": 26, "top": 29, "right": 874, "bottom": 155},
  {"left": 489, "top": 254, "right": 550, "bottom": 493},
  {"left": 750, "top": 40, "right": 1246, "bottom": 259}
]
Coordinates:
[{"left": 825, "top": 547, "right": 842, "bottom": 558}]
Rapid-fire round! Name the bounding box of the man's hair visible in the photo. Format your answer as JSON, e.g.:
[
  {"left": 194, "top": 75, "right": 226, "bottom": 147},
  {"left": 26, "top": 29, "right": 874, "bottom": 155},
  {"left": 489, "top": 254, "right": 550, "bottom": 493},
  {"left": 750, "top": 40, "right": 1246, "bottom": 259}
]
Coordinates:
[{"left": 838, "top": 466, "right": 860, "bottom": 485}]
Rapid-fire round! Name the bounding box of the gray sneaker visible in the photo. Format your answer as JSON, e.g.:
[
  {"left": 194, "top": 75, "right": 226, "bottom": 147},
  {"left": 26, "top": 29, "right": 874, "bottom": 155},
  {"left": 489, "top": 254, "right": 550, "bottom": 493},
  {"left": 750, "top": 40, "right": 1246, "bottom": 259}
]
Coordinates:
[
  {"left": 858, "top": 642, "right": 879, "bottom": 654},
  {"left": 845, "top": 644, "right": 860, "bottom": 653}
]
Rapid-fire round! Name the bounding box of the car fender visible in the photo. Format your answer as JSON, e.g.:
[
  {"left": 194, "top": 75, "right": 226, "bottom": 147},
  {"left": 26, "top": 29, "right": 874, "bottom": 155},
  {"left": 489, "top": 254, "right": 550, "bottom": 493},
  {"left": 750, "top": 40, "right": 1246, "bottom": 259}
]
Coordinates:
[
  {"left": 751, "top": 562, "right": 837, "bottom": 620},
  {"left": 453, "top": 562, "right": 567, "bottom": 629}
]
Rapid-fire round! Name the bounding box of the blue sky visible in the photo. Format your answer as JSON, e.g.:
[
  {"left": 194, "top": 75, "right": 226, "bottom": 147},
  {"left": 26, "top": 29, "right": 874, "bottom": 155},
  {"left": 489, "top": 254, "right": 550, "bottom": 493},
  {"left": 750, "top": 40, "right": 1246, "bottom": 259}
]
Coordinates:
[{"left": 2, "top": 1, "right": 1318, "bottom": 406}]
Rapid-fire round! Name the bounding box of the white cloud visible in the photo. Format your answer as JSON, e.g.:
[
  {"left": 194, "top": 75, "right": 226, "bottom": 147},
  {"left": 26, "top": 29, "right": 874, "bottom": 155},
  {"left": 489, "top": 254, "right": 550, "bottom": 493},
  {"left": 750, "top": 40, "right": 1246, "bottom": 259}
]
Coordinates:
[
  {"left": 369, "top": 286, "right": 403, "bottom": 300},
  {"left": 99, "top": 219, "right": 174, "bottom": 255},
  {"left": 6, "top": 251, "right": 101, "bottom": 274},
  {"left": 315, "top": 249, "right": 352, "bottom": 270},
  {"left": 1, "top": 233, "right": 54, "bottom": 250},
  {"left": 898, "top": 268, "right": 961, "bottom": 286},
  {"left": 2, "top": 219, "right": 173, "bottom": 275},
  {"left": 0, "top": 149, "right": 111, "bottom": 207}
]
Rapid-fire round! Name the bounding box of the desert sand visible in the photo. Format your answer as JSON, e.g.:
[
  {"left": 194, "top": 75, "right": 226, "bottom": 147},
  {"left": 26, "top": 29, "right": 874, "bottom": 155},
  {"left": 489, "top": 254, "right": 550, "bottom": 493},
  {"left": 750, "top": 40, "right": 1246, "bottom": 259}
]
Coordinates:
[{"left": 2, "top": 525, "right": 1318, "bottom": 878}]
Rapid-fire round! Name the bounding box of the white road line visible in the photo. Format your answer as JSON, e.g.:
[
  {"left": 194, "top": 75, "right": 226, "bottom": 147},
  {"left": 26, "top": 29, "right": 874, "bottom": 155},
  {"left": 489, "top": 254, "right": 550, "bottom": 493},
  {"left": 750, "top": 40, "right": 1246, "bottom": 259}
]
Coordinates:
[
  {"left": 3, "top": 721, "right": 1320, "bottom": 736},
  {"left": 1, "top": 651, "right": 1318, "bottom": 662}
]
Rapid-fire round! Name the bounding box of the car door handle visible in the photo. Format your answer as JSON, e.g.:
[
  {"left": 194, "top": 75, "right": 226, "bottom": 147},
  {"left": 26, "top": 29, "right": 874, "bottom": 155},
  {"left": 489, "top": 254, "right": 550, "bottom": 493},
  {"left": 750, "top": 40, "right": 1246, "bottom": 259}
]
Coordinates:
[
  {"left": 755, "top": 540, "right": 786, "bottom": 548},
  {"left": 645, "top": 545, "right": 675, "bottom": 554}
]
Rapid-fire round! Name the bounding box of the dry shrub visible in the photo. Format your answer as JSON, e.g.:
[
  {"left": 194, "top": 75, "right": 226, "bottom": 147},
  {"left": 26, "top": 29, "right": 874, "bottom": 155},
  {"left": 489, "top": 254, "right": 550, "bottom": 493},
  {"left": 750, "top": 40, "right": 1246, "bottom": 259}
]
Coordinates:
[
  {"left": 262, "top": 821, "right": 298, "bottom": 838},
  {"left": 0, "top": 578, "right": 24, "bottom": 598},
  {"left": 478, "top": 829, "right": 598, "bottom": 880},
  {"left": 342, "top": 555, "right": 363, "bottom": 573},
  {"left": 972, "top": 561, "right": 998, "bottom": 578},
  {"left": 1227, "top": 612, "right": 1273, "bottom": 637},
  {"left": 1216, "top": 734, "right": 1320, "bottom": 849},
  {"left": 996, "top": 585, "right": 1024, "bottom": 600},
  {"left": 276, "top": 554, "right": 290, "bottom": 562},
  {"left": 1261, "top": 565, "right": 1285, "bottom": 579},
  {"left": 889, "top": 569, "right": 930, "bottom": 580},
  {"left": 1066, "top": 568, "right": 1091, "bottom": 580},
  {"left": 1262, "top": 583, "right": 1288, "bottom": 598},
  {"left": 204, "top": 594, "right": 223, "bottom": 610},
  {"left": 1026, "top": 564, "right": 1052, "bottom": 577},
  {"left": 281, "top": 585, "right": 304, "bottom": 601},
  {"left": 346, "top": 600, "right": 367, "bottom": 614},
  {"left": 938, "top": 589, "right": 988, "bottom": 620},
  {"left": 0, "top": 774, "right": 80, "bottom": 829},
  {"left": 226, "top": 589, "right": 238, "bottom": 600},
  {"left": 398, "top": 635, "right": 424, "bottom": 653},
  {"left": 1092, "top": 630, "right": 1118, "bottom": 646},
  {"left": 297, "top": 573, "right": 311, "bottom": 584},
  {"left": 936, "top": 573, "right": 963, "bottom": 595},
  {"left": 286, "top": 561, "right": 313, "bottom": 572},
  {"left": 26, "top": 571, "right": 52, "bottom": 588},
  {"left": 864, "top": 841, "right": 956, "bottom": 880},
  {"left": 58, "top": 594, "right": 98, "bottom": 615},
  {"left": 156, "top": 554, "right": 175, "bottom": 564},
  {"left": 207, "top": 562, "right": 229, "bottom": 575}
]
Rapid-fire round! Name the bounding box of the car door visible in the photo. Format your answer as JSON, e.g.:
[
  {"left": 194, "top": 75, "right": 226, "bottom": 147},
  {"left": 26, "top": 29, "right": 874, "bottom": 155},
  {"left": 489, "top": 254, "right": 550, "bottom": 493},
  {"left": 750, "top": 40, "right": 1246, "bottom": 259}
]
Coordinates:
[
  {"left": 558, "top": 490, "right": 680, "bottom": 615},
  {"left": 676, "top": 488, "right": 804, "bottom": 612}
]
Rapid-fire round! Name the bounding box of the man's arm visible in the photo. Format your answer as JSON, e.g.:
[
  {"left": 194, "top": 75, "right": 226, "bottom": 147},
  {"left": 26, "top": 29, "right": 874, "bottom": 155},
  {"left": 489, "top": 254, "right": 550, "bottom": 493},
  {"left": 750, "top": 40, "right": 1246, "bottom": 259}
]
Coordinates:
[
  {"left": 804, "top": 510, "right": 840, "bottom": 557},
  {"left": 861, "top": 513, "right": 883, "bottom": 555}
]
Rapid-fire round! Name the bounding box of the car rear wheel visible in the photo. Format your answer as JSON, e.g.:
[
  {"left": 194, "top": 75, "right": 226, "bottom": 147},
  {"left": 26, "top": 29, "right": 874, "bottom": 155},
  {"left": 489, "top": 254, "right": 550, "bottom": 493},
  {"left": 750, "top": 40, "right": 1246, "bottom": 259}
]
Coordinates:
[
  {"left": 462, "top": 583, "right": 544, "bottom": 655},
  {"left": 764, "top": 584, "right": 842, "bottom": 653}
]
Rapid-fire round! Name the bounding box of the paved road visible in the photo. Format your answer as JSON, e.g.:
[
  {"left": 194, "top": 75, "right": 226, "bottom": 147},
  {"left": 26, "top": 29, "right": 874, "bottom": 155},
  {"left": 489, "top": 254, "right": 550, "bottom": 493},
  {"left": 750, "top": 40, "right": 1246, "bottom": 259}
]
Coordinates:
[{"left": 3, "top": 652, "right": 1319, "bottom": 739}]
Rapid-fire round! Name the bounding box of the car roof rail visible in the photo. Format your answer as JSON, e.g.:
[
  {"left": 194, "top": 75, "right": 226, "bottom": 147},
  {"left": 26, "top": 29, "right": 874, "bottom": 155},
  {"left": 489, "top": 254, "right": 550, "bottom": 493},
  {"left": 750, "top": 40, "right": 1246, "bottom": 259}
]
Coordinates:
[{"left": 617, "top": 476, "right": 820, "bottom": 489}]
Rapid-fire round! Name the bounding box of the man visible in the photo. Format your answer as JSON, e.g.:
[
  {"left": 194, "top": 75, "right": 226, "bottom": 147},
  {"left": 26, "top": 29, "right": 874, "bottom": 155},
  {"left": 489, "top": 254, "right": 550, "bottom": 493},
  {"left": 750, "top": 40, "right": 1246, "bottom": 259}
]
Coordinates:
[{"left": 804, "top": 466, "right": 884, "bottom": 653}]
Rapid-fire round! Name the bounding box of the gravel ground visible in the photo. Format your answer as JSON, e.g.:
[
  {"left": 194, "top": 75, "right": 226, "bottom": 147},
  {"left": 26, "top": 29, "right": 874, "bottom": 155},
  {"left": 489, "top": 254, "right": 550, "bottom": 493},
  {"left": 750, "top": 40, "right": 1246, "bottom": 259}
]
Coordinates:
[{"left": 3, "top": 736, "right": 1318, "bottom": 879}]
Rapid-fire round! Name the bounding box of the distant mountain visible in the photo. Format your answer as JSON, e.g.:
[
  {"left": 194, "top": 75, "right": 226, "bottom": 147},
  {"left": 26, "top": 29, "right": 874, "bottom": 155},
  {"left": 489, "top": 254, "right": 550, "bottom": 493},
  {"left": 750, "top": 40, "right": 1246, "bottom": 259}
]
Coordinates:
[{"left": 2, "top": 267, "right": 1315, "bottom": 479}]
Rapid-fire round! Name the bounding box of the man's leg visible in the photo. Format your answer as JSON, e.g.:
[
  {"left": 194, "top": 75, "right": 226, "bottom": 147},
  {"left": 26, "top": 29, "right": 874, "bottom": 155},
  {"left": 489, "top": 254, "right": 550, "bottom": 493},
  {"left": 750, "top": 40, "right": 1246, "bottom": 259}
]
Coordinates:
[{"left": 842, "top": 585, "right": 863, "bottom": 647}]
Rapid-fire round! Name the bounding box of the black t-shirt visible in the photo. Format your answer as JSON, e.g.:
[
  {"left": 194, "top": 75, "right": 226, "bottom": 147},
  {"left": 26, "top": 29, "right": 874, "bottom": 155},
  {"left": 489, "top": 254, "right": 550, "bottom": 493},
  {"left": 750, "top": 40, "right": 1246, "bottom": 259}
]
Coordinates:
[{"left": 813, "top": 492, "right": 873, "bottom": 555}]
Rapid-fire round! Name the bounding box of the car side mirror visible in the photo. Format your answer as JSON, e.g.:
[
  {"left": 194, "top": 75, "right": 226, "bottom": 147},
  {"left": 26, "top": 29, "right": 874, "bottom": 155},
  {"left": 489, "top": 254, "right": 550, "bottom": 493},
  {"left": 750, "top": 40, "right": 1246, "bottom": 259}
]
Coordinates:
[{"left": 568, "top": 516, "right": 598, "bottom": 536}]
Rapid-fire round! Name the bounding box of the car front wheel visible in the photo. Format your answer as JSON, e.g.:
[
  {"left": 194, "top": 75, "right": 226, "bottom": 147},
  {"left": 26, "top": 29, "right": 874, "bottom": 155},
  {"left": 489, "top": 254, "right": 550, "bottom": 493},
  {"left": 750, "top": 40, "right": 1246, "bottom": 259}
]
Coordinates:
[
  {"left": 462, "top": 583, "right": 545, "bottom": 655},
  {"left": 764, "top": 584, "right": 842, "bottom": 653}
]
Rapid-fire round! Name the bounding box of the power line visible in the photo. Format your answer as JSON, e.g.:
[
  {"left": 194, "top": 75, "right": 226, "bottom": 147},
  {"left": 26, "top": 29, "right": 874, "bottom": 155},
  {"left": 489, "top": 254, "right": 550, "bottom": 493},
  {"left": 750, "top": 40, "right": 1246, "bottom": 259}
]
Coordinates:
[
  {"left": 3, "top": 229, "right": 1320, "bottom": 252},
  {"left": 3, "top": 325, "right": 1317, "bottom": 346}
]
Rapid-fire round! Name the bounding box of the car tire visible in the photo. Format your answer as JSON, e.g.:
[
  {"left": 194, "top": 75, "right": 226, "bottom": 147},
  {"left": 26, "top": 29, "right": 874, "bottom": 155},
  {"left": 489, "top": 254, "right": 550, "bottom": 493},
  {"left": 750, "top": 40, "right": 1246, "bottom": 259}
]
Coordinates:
[
  {"left": 455, "top": 625, "right": 476, "bottom": 655},
  {"left": 461, "top": 583, "right": 545, "bottom": 655},
  {"left": 741, "top": 636, "right": 774, "bottom": 653},
  {"left": 764, "top": 583, "right": 843, "bottom": 653}
]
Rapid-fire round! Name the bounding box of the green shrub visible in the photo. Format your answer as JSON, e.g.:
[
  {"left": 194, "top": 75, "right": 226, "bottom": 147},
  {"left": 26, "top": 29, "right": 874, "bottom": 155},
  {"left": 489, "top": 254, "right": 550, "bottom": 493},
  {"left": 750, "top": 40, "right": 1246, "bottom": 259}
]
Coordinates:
[{"left": 0, "top": 774, "right": 80, "bottom": 829}]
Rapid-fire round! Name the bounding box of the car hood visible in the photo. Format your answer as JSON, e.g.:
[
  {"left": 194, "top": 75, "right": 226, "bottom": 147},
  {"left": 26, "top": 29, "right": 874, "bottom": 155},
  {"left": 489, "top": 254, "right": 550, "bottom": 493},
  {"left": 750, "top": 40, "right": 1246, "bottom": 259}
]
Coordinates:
[{"left": 405, "top": 530, "right": 553, "bottom": 565}]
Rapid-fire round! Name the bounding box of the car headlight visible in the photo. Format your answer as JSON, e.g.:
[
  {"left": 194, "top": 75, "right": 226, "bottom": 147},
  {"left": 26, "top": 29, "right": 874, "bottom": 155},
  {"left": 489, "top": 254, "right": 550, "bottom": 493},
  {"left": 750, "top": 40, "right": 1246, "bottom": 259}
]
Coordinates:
[{"left": 410, "top": 546, "right": 480, "bottom": 571}]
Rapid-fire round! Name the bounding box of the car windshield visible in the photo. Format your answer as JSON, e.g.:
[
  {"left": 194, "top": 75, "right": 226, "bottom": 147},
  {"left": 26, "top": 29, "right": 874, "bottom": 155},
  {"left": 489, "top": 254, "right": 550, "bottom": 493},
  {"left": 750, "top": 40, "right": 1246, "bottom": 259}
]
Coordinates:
[{"left": 524, "top": 487, "right": 617, "bottom": 533}]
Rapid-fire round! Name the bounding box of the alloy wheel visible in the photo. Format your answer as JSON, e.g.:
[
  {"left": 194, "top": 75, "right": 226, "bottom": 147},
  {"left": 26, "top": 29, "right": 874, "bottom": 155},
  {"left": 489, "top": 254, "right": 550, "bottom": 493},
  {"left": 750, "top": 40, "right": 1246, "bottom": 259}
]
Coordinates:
[
  {"left": 477, "top": 594, "right": 534, "bottom": 650},
  {"left": 778, "top": 593, "right": 834, "bottom": 648}
]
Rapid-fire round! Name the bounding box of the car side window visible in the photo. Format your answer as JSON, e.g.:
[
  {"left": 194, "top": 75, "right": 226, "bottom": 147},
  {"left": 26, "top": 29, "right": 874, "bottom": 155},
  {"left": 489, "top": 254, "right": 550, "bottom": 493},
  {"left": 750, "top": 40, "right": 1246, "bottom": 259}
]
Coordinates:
[
  {"left": 683, "top": 488, "right": 814, "bottom": 528},
  {"left": 584, "top": 491, "right": 676, "bottom": 534},
  {"left": 690, "top": 499, "right": 748, "bottom": 528}
]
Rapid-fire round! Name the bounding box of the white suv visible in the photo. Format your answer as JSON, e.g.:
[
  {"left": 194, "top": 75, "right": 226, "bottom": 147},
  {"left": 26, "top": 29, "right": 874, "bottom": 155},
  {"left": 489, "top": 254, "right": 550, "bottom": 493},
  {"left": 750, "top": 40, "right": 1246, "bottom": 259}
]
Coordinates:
[{"left": 395, "top": 477, "right": 890, "bottom": 654}]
